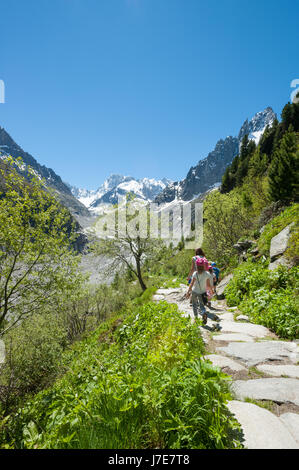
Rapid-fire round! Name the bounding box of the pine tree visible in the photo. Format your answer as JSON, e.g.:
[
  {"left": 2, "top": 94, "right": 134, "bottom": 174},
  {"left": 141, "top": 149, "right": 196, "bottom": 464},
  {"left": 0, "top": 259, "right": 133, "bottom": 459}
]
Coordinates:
[
  {"left": 230, "top": 155, "right": 240, "bottom": 174},
  {"left": 259, "top": 119, "right": 278, "bottom": 157},
  {"left": 281, "top": 102, "right": 299, "bottom": 132},
  {"left": 239, "top": 135, "right": 250, "bottom": 161},
  {"left": 268, "top": 127, "right": 298, "bottom": 202},
  {"left": 249, "top": 148, "right": 269, "bottom": 177},
  {"left": 221, "top": 166, "right": 233, "bottom": 193},
  {"left": 235, "top": 135, "right": 256, "bottom": 186}
]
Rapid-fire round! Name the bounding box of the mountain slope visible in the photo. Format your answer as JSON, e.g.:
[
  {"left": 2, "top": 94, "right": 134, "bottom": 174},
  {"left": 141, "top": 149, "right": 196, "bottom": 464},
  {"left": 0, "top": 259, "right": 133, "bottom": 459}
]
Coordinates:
[
  {"left": 155, "top": 107, "right": 277, "bottom": 204},
  {"left": 0, "top": 126, "right": 91, "bottom": 220}
]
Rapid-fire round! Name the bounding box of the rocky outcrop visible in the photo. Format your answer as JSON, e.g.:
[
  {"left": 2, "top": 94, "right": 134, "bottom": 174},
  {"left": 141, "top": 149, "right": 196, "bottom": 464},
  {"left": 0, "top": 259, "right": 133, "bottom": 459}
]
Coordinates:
[
  {"left": 155, "top": 107, "right": 276, "bottom": 205},
  {"left": 0, "top": 126, "right": 91, "bottom": 220},
  {"left": 155, "top": 136, "right": 239, "bottom": 204},
  {"left": 268, "top": 223, "right": 294, "bottom": 270},
  {"left": 216, "top": 274, "right": 234, "bottom": 299},
  {"left": 269, "top": 223, "right": 294, "bottom": 261}
]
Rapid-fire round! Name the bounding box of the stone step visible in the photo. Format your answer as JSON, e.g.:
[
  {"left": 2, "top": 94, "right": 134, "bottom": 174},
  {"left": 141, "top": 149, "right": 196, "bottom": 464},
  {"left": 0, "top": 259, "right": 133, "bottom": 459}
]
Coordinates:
[
  {"left": 231, "top": 378, "right": 299, "bottom": 407},
  {"left": 227, "top": 400, "right": 299, "bottom": 449},
  {"left": 213, "top": 333, "right": 255, "bottom": 343},
  {"left": 204, "top": 354, "right": 247, "bottom": 372},
  {"left": 217, "top": 320, "right": 270, "bottom": 338},
  {"left": 256, "top": 364, "right": 299, "bottom": 379},
  {"left": 279, "top": 413, "right": 299, "bottom": 443},
  {"left": 217, "top": 340, "right": 298, "bottom": 367}
]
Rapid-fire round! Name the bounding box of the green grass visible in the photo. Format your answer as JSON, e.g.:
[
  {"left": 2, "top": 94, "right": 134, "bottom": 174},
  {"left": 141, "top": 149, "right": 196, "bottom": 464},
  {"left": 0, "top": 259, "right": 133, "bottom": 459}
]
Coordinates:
[{"left": 244, "top": 398, "right": 277, "bottom": 413}]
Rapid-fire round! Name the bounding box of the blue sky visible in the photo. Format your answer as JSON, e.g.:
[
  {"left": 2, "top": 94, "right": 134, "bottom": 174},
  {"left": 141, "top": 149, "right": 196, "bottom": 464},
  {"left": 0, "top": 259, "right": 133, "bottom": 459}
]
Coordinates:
[{"left": 0, "top": 0, "right": 298, "bottom": 189}]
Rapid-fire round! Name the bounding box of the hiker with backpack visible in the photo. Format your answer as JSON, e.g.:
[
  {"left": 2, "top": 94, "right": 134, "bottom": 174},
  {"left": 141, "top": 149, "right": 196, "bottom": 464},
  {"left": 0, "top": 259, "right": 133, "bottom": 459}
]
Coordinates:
[
  {"left": 187, "top": 248, "right": 207, "bottom": 283},
  {"left": 186, "top": 257, "right": 215, "bottom": 324},
  {"left": 187, "top": 248, "right": 209, "bottom": 305}
]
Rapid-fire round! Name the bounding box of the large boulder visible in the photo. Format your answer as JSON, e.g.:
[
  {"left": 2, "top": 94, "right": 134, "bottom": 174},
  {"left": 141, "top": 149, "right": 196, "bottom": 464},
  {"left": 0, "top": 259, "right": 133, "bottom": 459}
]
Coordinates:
[
  {"left": 216, "top": 274, "right": 233, "bottom": 299},
  {"left": 269, "top": 223, "right": 294, "bottom": 262}
]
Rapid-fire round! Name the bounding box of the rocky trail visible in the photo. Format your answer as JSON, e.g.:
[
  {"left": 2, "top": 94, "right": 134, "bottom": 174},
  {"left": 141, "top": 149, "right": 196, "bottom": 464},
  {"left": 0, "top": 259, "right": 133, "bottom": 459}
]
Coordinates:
[{"left": 153, "top": 285, "right": 299, "bottom": 449}]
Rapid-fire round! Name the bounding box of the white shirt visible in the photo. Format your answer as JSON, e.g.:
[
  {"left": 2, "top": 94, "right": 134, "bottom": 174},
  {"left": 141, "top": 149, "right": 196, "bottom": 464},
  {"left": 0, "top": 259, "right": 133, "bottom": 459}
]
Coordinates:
[{"left": 192, "top": 270, "right": 212, "bottom": 294}]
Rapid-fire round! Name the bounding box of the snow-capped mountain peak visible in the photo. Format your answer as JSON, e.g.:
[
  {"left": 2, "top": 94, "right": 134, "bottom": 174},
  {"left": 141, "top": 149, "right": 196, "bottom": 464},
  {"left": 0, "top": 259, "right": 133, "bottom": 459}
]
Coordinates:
[
  {"left": 238, "top": 106, "right": 276, "bottom": 146},
  {"left": 155, "top": 106, "right": 277, "bottom": 205},
  {"left": 69, "top": 175, "right": 173, "bottom": 212}
]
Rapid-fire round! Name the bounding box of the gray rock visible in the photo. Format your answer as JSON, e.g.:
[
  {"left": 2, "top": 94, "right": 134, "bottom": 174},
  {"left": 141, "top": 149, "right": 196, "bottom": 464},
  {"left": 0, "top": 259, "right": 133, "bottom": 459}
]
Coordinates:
[
  {"left": 213, "top": 333, "right": 255, "bottom": 342},
  {"left": 216, "top": 274, "right": 233, "bottom": 299},
  {"left": 256, "top": 364, "right": 299, "bottom": 378},
  {"left": 270, "top": 223, "right": 294, "bottom": 261},
  {"left": 217, "top": 340, "right": 298, "bottom": 366},
  {"left": 236, "top": 315, "right": 250, "bottom": 322},
  {"left": 218, "top": 320, "right": 269, "bottom": 338},
  {"left": 218, "top": 312, "right": 235, "bottom": 321},
  {"left": 155, "top": 288, "right": 182, "bottom": 295},
  {"left": 232, "top": 378, "right": 299, "bottom": 406},
  {"left": 152, "top": 295, "right": 165, "bottom": 301},
  {"left": 204, "top": 354, "right": 247, "bottom": 371},
  {"left": 268, "top": 255, "right": 290, "bottom": 271},
  {"left": 279, "top": 413, "right": 299, "bottom": 444},
  {"left": 227, "top": 400, "right": 299, "bottom": 449}
]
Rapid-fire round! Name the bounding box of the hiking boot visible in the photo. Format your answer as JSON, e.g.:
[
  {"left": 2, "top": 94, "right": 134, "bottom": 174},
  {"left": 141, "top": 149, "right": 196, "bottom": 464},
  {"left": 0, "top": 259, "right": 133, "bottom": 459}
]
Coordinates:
[{"left": 202, "top": 313, "right": 208, "bottom": 324}]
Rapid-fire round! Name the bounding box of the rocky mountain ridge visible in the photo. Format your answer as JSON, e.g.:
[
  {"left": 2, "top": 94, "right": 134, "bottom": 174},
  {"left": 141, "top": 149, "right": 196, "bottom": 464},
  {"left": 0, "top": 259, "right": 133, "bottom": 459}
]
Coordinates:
[
  {"left": 155, "top": 107, "right": 277, "bottom": 205},
  {"left": 69, "top": 175, "right": 172, "bottom": 213},
  {"left": 0, "top": 126, "right": 91, "bottom": 221}
]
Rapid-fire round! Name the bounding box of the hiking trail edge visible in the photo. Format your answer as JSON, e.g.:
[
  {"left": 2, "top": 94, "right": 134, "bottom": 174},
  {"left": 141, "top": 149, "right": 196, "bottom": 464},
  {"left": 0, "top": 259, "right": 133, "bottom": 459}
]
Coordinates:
[{"left": 153, "top": 285, "right": 299, "bottom": 449}]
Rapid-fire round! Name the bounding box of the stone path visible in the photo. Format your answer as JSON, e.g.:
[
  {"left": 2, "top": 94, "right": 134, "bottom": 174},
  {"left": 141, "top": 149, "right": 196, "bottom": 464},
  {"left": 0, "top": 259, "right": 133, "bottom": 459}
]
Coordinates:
[{"left": 153, "top": 285, "right": 299, "bottom": 449}]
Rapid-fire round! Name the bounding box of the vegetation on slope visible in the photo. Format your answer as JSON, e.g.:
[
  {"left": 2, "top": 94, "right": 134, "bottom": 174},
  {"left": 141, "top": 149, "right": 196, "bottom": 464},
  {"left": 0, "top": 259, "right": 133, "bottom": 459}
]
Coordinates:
[{"left": 1, "top": 302, "right": 242, "bottom": 449}]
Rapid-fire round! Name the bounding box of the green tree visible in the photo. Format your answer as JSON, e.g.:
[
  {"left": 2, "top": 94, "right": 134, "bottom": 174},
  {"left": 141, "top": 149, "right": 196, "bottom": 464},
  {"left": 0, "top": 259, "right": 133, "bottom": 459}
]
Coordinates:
[
  {"left": 91, "top": 200, "right": 163, "bottom": 291},
  {"left": 268, "top": 128, "right": 299, "bottom": 202},
  {"left": 248, "top": 148, "right": 269, "bottom": 177},
  {"left": 0, "top": 158, "right": 85, "bottom": 336},
  {"left": 235, "top": 135, "right": 256, "bottom": 186},
  {"left": 230, "top": 154, "right": 240, "bottom": 174},
  {"left": 220, "top": 166, "right": 234, "bottom": 193},
  {"left": 202, "top": 190, "right": 254, "bottom": 265},
  {"left": 259, "top": 120, "right": 278, "bottom": 157},
  {"left": 281, "top": 102, "right": 299, "bottom": 132}
]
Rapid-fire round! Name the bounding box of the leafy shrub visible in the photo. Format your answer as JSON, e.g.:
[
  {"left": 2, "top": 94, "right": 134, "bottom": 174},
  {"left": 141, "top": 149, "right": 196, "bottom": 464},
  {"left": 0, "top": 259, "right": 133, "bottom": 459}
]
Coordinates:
[
  {"left": 225, "top": 261, "right": 299, "bottom": 339},
  {"left": 0, "top": 312, "right": 67, "bottom": 412},
  {"left": 2, "top": 302, "right": 242, "bottom": 449}
]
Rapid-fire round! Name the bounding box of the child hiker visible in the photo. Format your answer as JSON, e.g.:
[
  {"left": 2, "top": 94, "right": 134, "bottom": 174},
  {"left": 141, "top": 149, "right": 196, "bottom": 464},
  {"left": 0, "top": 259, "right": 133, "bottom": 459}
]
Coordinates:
[
  {"left": 187, "top": 248, "right": 208, "bottom": 306},
  {"left": 186, "top": 257, "right": 215, "bottom": 324}
]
